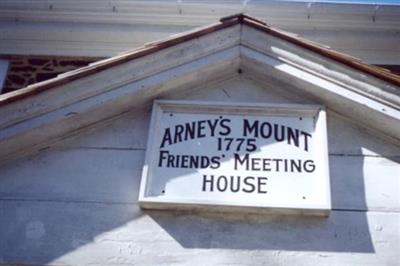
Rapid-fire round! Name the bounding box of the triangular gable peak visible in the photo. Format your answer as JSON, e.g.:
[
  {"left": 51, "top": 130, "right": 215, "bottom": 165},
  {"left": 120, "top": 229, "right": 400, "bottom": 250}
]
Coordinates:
[{"left": 0, "top": 14, "right": 399, "bottom": 164}]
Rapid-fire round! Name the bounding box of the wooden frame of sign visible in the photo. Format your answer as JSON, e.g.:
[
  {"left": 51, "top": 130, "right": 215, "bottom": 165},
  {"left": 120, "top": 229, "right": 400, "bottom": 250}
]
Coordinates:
[{"left": 139, "top": 100, "right": 331, "bottom": 216}]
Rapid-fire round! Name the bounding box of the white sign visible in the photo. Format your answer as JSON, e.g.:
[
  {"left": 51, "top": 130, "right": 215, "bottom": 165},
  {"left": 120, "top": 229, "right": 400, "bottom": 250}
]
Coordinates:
[{"left": 139, "top": 100, "right": 331, "bottom": 215}]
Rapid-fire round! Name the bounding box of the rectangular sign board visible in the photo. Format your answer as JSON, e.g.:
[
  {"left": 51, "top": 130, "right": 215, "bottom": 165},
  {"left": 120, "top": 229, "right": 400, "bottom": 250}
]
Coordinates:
[{"left": 139, "top": 100, "right": 331, "bottom": 215}]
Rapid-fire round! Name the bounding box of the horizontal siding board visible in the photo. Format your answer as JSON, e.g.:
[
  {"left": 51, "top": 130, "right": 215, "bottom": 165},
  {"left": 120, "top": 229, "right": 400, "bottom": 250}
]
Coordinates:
[
  {"left": 0, "top": 68, "right": 398, "bottom": 266},
  {"left": 327, "top": 112, "right": 400, "bottom": 157},
  {"left": 0, "top": 149, "right": 145, "bottom": 204},
  {"left": 330, "top": 155, "right": 400, "bottom": 212},
  {"left": 0, "top": 147, "right": 398, "bottom": 212},
  {"left": 0, "top": 200, "right": 398, "bottom": 265},
  {"left": 60, "top": 76, "right": 400, "bottom": 157},
  {"left": 58, "top": 75, "right": 307, "bottom": 150},
  {"left": 0, "top": 77, "right": 398, "bottom": 211}
]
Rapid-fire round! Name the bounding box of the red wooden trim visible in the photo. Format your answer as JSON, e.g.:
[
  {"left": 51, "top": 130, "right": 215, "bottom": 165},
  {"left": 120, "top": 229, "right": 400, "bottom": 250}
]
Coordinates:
[{"left": 377, "top": 65, "right": 400, "bottom": 76}]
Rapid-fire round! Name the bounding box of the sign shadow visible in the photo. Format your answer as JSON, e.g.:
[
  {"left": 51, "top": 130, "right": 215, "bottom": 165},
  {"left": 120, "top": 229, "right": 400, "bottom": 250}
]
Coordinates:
[{"left": 147, "top": 144, "right": 376, "bottom": 253}]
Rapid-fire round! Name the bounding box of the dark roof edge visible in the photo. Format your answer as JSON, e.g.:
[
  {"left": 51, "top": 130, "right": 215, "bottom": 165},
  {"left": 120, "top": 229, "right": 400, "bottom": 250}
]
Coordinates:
[
  {"left": 238, "top": 15, "right": 400, "bottom": 88},
  {"left": 0, "top": 13, "right": 398, "bottom": 107},
  {"left": 0, "top": 18, "right": 239, "bottom": 107}
]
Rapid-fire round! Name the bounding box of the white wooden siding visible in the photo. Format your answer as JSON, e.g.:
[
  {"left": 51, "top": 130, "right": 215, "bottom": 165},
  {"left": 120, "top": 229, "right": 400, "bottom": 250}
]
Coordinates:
[{"left": 0, "top": 76, "right": 399, "bottom": 265}]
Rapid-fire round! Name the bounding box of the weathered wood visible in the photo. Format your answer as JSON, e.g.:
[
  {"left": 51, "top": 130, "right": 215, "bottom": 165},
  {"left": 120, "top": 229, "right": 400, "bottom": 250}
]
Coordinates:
[
  {"left": 0, "top": 200, "right": 398, "bottom": 265},
  {"left": 1, "top": 25, "right": 400, "bottom": 166},
  {"left": 59, "top": 76, "right": 400, "bottom": 157},
  {"left": 240, "top": 47, "right": 400, "bottom": 144},
  {"left": 241, "top": 20, "right": 400, "bottom": 87},
  {"left": 327, "top": 111, "right": 400, "bottom": 157},
  {"left": 0, "top": 48, "right": 240, "bottom": 165},
  {"left": 0, "top": 146, "right": 398, "bottom": 212},
  {"left": 0, "top": 149, "right": 145, "bottom": 204},
  {"left": 0, "top": 25, "right": 240, "bottom": 127},
  {"left": 330, "top": 155, "right": 400, "bottom": 212},
  {"left": 241, "top": 25, "right": 400, "bottom": 98},
  {"left": 57, "top": 75, "right": 311, "bottom": 149},
  {"left": 0, "top": 20, "right": 399, "bottom": 266}
]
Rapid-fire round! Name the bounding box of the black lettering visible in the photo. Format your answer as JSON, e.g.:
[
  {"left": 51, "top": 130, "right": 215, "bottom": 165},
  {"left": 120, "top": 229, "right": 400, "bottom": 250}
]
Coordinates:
[
  {"left": 251, "top": 157, "right": 261, "bottom": 171},
  {"left": 200, "top": 156, "right": 210, "bottom": 168},
  {"left": 202, "top": 175, "right": 214, "bottom": 191},
  {"left": 184, "top": 122, "right": 196, "bottom": 141},
  {"left": 301, "top": 131, "right": 312, "bottom": 152},
  {"left": 220, "top": 119, "right": 231, "bottom": 136},
  {"left": 230, "top": 176, "right": 240, "bottom": 192},
  {"left": 260, "top": 122, "right": 272, "bottom": 138},
  {"left": 158, "top": 150, "right": 169, "bottom": 167},
  {"left": 181, "top": 155, "right": 189, "bottom": 168},
  {"left": 243, "top": 119, "right": 258, "bottom": 137},
  {"left": 210, "top": 156, "right": 221, "bottom": 169},
  {"left": 234, "top": 153, "right": 249, "bottom": 170},
  {"left": 246, "top": 138, "right": 257, "bottom": 152},
  {"left": 207, "top": 119, "right": 219, "bottom": 137},
  {"left": 243, "top": 176, "right": 256, "bottom": 193},
  {"left": 290, "top": 159, "right": 302, "bottom": 173},
  {"left": 197, "top": 120, "right": 207, "bottom": 138},
  {"left": 304, "top": 160, "right": 316, "bottom": 173},
  {"left": 262, "top": 158, "right": 271, "bottom": 171},
  {"left": 274, "top": 124, "right": 285, "bottom": 142},
  {"left": 160, "top": 128, "right": 172, "bottom": 148},
  {"left": 273, "top": 158, "right": 283, "bottom": 171},
  {"left": 258, "top": 177, "right": 268, "bottom": 193},
  {"left": 189, "top": 156, "right": 199, "bottom": 168},
  {"left": 167, "top": 153, "right": 175, "bottom": 167},
  {"left": 174, "top": 125, "right": 184, "bottom": 144},
  {"left": 287, "top": 127, "right": 299, "bottom": 148},
  {"left": 217, "top": 176, "right": 228, "bottom": 192}
]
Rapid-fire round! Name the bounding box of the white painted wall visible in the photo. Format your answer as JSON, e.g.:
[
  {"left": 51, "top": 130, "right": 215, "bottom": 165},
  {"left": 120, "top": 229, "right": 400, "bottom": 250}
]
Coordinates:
[{"left": 0, "top": 75, "right": 399, "bottom": 265}]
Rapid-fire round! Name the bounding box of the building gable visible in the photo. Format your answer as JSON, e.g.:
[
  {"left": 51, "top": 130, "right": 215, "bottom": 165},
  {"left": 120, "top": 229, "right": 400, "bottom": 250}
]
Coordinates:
[
  {"left": 0, "top": 74, "right": 398, "bottom": 265},
  {"left": 0, "top": 14, "right": 399, "bottom": 165}
]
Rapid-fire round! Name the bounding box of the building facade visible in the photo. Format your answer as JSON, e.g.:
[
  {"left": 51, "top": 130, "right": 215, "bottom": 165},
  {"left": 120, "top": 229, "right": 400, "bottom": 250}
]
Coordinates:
[{"left": 0, "top": 3, "right": 399, "bottom": 266}]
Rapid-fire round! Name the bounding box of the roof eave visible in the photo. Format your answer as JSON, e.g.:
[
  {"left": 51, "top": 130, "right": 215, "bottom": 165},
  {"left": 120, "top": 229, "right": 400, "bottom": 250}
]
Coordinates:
[{"left": 1, "top": 13, "right": 400, "bottom": 109}]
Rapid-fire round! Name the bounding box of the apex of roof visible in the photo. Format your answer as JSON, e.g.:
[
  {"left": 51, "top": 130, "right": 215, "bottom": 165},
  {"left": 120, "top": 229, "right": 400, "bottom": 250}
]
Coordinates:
[
  {"left": 0, "top": 13, "right": 399, "bottom": 164},
  {"left": 0, "top": 13, "right": 399, "bottom": 107}
]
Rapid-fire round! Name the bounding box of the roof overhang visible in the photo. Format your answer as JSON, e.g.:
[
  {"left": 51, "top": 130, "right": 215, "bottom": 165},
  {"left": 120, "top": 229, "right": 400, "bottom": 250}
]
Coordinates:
[
  {"left": 0, "top": 14, "right": 399, "bottom": 164},
  {"left": 1, "top": 1, "right": 399, "bottom": 64}
]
